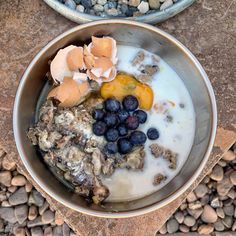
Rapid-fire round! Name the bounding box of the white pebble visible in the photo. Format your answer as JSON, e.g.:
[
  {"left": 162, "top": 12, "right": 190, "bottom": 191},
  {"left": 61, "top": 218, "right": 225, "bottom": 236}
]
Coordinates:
[
  {"left": 76, "top": 5, "right": 85, "bottom": 12},
  {"left": 160, "top": 0, "right": 173, "bottom": 10},
  {"left": 97, "top": 0, "right": 107, "bottom": 5},
  {"left": 138, "top": 1, "right": 149, "bottom": 14}
]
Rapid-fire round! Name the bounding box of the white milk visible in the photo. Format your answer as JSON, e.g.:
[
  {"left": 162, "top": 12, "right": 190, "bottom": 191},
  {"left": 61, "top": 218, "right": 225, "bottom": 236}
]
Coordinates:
[{"left": 102, "top": 45, "right": 196, "bottom": 202}]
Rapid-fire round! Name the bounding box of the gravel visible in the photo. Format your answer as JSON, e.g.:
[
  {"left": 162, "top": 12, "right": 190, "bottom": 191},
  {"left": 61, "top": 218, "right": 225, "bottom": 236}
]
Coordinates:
[
  {"left": 158, "top": 146, "right": 236, "bottom": 235},
  {"left": 58, "top": 0, "right": 178, "bottom": 17}
]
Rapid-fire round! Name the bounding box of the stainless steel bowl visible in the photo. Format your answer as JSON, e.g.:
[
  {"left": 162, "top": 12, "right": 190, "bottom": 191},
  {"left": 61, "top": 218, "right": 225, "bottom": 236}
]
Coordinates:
[
  {"left": 13, "top": 20, "right": 217, "bottom": 218},
  {"left": 44, "top": 0, "right": 195, "bottom": 24}
]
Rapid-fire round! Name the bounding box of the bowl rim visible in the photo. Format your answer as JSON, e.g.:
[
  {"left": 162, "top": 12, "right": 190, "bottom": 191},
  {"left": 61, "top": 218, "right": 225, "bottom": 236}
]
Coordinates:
[
  {"left": 43, "top": 0, "right": 196, "bottom": 24},
  {"left": 13, "top": 20, "right": 217, "bottom": 218}
]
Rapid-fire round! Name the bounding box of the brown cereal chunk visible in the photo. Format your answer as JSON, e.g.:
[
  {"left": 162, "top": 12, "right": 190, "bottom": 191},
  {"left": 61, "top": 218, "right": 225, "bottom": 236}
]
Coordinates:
[
  {"left": 149, "top": 143, "right": 177, "bottom": 169},
  {"left": 132, "top": 51, "right": 145, "bottom": 66},
  {"left": 153, "top": 173, "right": 167, "bottom": 185}
]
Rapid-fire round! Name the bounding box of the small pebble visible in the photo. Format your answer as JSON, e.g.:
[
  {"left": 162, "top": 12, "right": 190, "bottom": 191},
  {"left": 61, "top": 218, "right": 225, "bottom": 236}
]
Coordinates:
[
  {"left": 166, "top": 218, "right": 179, "bottom": 233},
  {"left": 149, "top": 0, "right": 160, "bottom": 9},
  {"left": 230, "top": 171, "right": 236, "bottom": 185},
  {"left": 137, "top": 1, "right": 149, "bottom": 14},
  {"left": 42, "top": 210, "right": 55, "bottom": 224},
  {"left": 0, "top": 171, "right": 12, "bottom": 187},
  {"left": 8, "top": 187, "right": 28, "bottom": 206},
  {"left": 28, "top": 205, "right": 38, "bottom": 221},
  {"left": 0, "top": 207, "right": 17, "bottom": 223},
  {"left": 210, "top": 164, "right": 224, "bottom": 181},
  {"left": 174, "top": 211, "right": 184, "bottom": 224},
  {"left": 2, "top": 157, "right": 16, "bottom": 171},
  {"left": 194, "top": 184, "right": 208, "bottom": 198},
  {"left": 214, "top": 219, "right": 225, "bottom": 231},
  {"left": 217, "top": 176, "right": 233, "bottom": 196},
  {"left": 198, "top": 224, "right": 214, "bottom": 234},
  {"left": 160, "top": 0, "right": 173, "bottom": 10},
  {"left": 183, "top": 216, "right": 196, "bottom": 227},
  {"left": 186, "top": 191, "right": 197, "bottom": 203},
  {"left": 15, "top": 204, "right": 28, "bottom": 224},
  {"left": 93, "top": 4, "right": 104, "bottom": 12},
  {"left": 201, "top": 205, "right": 218, "bottom": 223},
  {"left": 97, "top": 0, "right": 107, "bottom": 5},
  {"left": 222, "top": 150, "right": 235, "bottom": 161},
  {"left": 106, "top": 8, "right": 119, "bottom": 15},
  {"left": 55, "top": 212, "right": 64, "bottom": 225},
  {"left": 179, "top": 224, "right": 189, "bottom": 233},
  {"left": 64, "top": 0, "right": 76, "bottom": 9},
  {"left": 159, "top": 223, "right": 167, "bottom": 234},
  {"left": 11, "top": 175, "right": 26, "bottom": 186},
  {"left": 31, "top": 226, "right": 43, "bottom": 236},
  {"left": 129, "top": 0, "right": 140, "bottom": 7},
  {"left": 76, "top": 5, "right": 85, "bottom": 12}
]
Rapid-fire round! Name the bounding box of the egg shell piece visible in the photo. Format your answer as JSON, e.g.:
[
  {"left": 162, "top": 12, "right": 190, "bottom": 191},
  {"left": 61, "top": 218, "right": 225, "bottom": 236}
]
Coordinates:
[
  {"left": 84, "top": 45, "right": 95, "bottom": 69},
  {"left": 47, "top": 77, "right": 82, "bottom": 107},
  {"left": 91, "top": 36, "right": 114, "bottom": 58},
  {"left": 73, "top": 72, "right": 88, "bottom": 84},
  {"left": 50, "top": 45, "right": 77, "bottom": 83},
  {"left": 67, "top": 46, "right": 84, "bottom": 71},
  {"left": 94, "top": 57, "right": 113, "bottom": 73}
]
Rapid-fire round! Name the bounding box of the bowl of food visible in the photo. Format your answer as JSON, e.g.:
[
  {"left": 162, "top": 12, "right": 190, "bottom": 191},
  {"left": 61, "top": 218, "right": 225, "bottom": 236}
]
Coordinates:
[
  {"left": 13, "top": 20, "right": 217, "bottom": 218},
  {"left": 44, "top": 0, "right": 196, "bottom": 24}
]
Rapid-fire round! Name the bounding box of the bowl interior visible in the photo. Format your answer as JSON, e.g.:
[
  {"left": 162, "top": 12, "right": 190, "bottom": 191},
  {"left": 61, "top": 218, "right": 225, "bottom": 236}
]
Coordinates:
[{"left": 14, "top": 21, "right": 215, "bottom": 217}]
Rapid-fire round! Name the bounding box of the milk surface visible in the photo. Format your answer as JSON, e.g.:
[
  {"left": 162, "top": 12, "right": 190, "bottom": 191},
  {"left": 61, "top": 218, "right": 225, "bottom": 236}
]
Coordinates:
[{"left": 102, "top": 45, "right": 196, "bottom": 202}]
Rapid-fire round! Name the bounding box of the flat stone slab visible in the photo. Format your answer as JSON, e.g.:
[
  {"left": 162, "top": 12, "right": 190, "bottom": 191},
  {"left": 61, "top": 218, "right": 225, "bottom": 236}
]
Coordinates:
[{"left": 0, "top": 0, "right": 235, "bottom": 235}]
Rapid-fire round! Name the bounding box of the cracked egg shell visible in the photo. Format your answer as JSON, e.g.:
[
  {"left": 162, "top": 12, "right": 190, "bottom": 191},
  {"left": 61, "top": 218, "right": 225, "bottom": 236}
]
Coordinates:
[
  {"left": 67, "top": 46, "right": 84, "bottom": 71},
  {"left": 47, "top": 77, "right": 90, "bottom": 107},
  {"left": 84, "top": 45, "right": 95, "bottom": 69}
]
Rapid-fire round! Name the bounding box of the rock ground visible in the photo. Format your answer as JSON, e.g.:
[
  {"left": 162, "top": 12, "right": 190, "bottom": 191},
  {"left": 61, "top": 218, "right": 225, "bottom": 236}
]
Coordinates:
[
  {"left": 157, "top": 144, "right": 236, "bottom": 235},
  {"left": 0, "top": 144, "right": 235, "bottom": 235}
]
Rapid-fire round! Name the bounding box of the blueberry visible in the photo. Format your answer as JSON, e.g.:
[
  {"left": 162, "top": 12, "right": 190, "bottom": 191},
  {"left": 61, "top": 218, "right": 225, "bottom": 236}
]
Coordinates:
[
  {"left": 125, "top": 115, "right": 139, "bottom": 130},
  {"left": 104, "top": 113, "right": 119, "bottom": 127},
  {"left": 122, "top": 95, "right": 139, "bottom": 112},
  {"left": 92, "top": 121, "right": 107, "bottom": 136},
  {"left": 117, "top": 138, "right": 133, "bottom": 154},
  {"left": 117, "top": 124, "right": 128, "bottom": 137},
  {"left": 92, "top": 109, "right": 105, "bottom": 121},
  {"left": 80, "top": 0, "right": 92, "bottom": 8},
  {"left": 133, "top": 110, "right": 147, "bottom": 124},
  {"left": 117, "top": 109, "right": 129, "bottom": 123},
  {"left": 130, "top": 131, "right": 147, "bottom": 146},
  {"left": 105, "top": 142, "right": 118, "bottom": 154},
  {"left": 105, "top": 128, "right": 119, "bottom": 142},
  {"left": 147, "top": 128, "right": 160, "bottom": 140},
  {"left": 104, "top": 98, "right": 121, "bottom": 112}
]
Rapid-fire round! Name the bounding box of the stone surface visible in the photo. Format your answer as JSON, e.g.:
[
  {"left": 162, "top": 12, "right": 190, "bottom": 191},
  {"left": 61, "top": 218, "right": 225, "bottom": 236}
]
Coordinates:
[
  {"left": 0, "top": 0, "right": 235, "bottom": 235},
  {"left": 0, "top": 207, "right": 17, "bottom": 223},
  {"left": 201, "top": 205, "right": 218, "bottom": 223},
  {"left": 0, "top": 171, "right": 12, "bottom": 187},
  {"left": 42, "top": 210, "right": 55, "bottom": 224},
  {"left": 166, "top": 218, "right": 179, "bottom": 233},
  {"left": 28, "top": 205, "right": 38, "bottom": 221},
  {"left": 11, "top": 175, "right": 27, "bottom": 186},
  {"left": 217, "top": 176, "right": 233, "bottom": 196},
  {"left": 194, "top": 184, "right": 208, "bottom": 198},
  {"left": 15, "top": 204, "right": 28, "bottom": 224},
  {"left": 8, "top": 187, "right": 28, "bottom": 206},
  {"left": 210, "top": 165, "right": 224, "bottom": 181},
  {"left": 198, "top": 224, "right": 214, "bottom": 234}
]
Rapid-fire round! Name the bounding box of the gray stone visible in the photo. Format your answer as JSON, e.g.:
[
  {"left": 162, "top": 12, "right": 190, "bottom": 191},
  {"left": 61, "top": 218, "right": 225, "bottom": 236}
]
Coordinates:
[
  {"left": 0, "top": 207, "right": 17, "bottom": 223},
  {"left": 64, "top": 0, "right": 76, "bottom": 9},
  {"left": 76, "top": 5, "right": 85, "bottom": 12},
  {"left": 194, "top": 184, "right": 208, "bottom": 198},
  {"left": 28, "top": 205, "right": 38, "bottom": 220},
  {"left": 187, "top": 208, "right": 203, "bottom": 219},
  {"left": 222, "top": 150, "right": 235, "bottom": 161},
  {"left": 201, "top": 205, "right": 218, "bottom": 223},
  {"left": 93, "top": 4, "right": 104, "bottom": 12},
  {"left": 227, "top": 189, "right": 236, "bottom": 199},
  {"left": 62, "top": 223, "right": 70, "bottom": 236},
  {"left": 214, "top": 219, "right": 225, "bottom": 231},
  {"left": 217, "top": 176, "right": 233, "bottom": 196},
  {"left": 216, "top": 207, "right": 225, "bottom": 219},
  {"left": 97, "top": 0, "right": 107, "bottom": 5},
  {"left": 0, "top": 191, "right": 6, "bottom": 202},
  {"left": 179, "top": 224, "right": 189, "bottom": 233},
  {"left": 25, "top": 182, "right": 33, "bottom": 192},
  {"left": 223, "top": 205, "right": 234, "bottom": 216},
  {"left": 174, "top": 211, "right": 184, "bottom": 224},
  {"left": 222, "top": 216, "right": 233, "bottom": 228},
  {"left": 211, "top": 197, "right": 222, "bottom": 208},
  {"left": 31, "top": 227, "right": 43, "bottom": 236},
  {"left": 186, "top": 192, "right": 197, "bottom": 203},
  {"left": 166, "top": 218, "right": 179, "bottom": 234},
  {"left": 200, "top": 194, "right": 210, "bottom": 205},
  {"left": 210, "top": 164, "right": 224, "bottom": 181},
  {"left": 53, "top": 226, "right": 63, "bottom": 236},
  {"left": 160, "top": 0, "right": 173, "bottom": 10},
  {"left": 39, "top": 201, "right": 49, "bottom": 215},
  {"left": 137, "top": 1, "right": 149, "bottom": 14},
  {"left": 11, "top": 175, "right": 26, "bottom": 186},
  {"left": 15, "top": 204, "right": 28, "bottom": 224},
  {"left": 183, "top": 216, "right": 196, "bottom": 227},
  {"left": 30, "top": 190, "right": 44, "bottom": 207},
  {"left": 148, "top": 0, "right": 160, "bottom": 9},
  {"left": 27, "top": 216, "right": 44, "bottom": 228},
  {"left": 42, "top": 210, "right": 55, "bottom": 224},
  {"left": 230, "top": 171, "right": 236, "bottom": 185},
  {"left": 106, "top": 8, "right": 119, "bottom": 16},
  {"left": 44, "top": 226, "right": 53, "bottom": 236},
  {"left": 8, "top": 187, "right": 28, "bottom": 206},
  {"left": 0, "top": 171, "right": 12, "bottom": 187}
]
